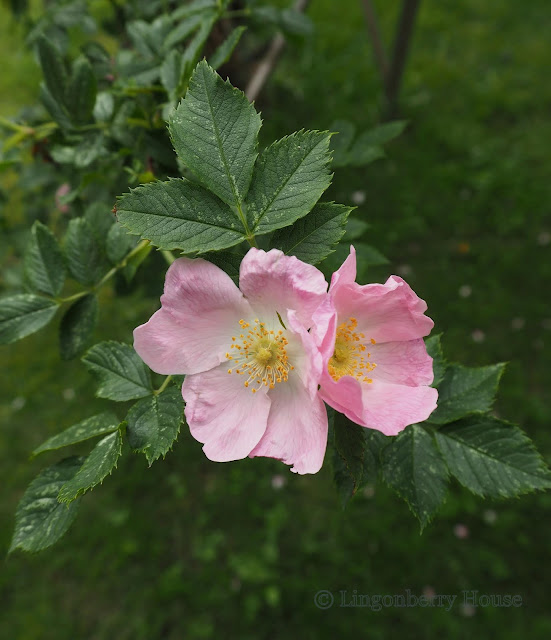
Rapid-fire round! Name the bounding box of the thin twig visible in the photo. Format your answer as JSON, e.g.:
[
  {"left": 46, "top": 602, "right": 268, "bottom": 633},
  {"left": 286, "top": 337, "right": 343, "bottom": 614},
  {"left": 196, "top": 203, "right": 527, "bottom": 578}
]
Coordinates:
[
  {"left": 245, "top": 0, "right": 310, "bottom": 103},
  {"left": 361, "top": 0, "right": 388, "bottom": 82}
]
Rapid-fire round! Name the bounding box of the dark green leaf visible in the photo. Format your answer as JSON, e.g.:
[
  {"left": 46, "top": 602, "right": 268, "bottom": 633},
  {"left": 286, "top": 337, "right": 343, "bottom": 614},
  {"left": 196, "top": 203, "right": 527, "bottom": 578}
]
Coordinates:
[
  {"left": 24, "top": 221, "right": 66, "bottom": 296},
  {"left": 82, "top": 341, "right": 153, "bottom": 401},
  {"left": 66, "top": 55, "right": 97, "bottom": 124},
  {"left": 0, "top": 295, "right": 58, "bottom": 345},
  {"left": 247, "top": 130, "right": 332, "bottom": 234},
  {"left": 59, "top": 294, "right": 98, "bottom": 360},
  {"left": 63, "top": 218, "right": 106, "bottom": 285},
  {"left": 9, "top": 457, "right": 83, "bottom": 553},
  {"left": 270, "top": 202, "right": 351, "bottom": 264},
  {"left": 381, "top": 424, "right": 449, "bottom": 529},
  {"left": 209, "top": 26, "right": 246, "bottom": 69},
  {"left": 355, "top": 121, "right": 407, "bottom": 147},
  {"left": 434, "top": 417, "right": 551, "bottom": 498},
  {"left": 32, "top": 412, "right": 119, "bottom": 457},
  {"left": 58, "top": 430, "right": 123, "bottom": 502},
  {"left": 169, "top": 60, "right": 261, "bottom": 209},
  {"left": 116, "top": 178, "right": 245, "bottom": 253},
  {"left": 428, "top": 363, "right": 506, "bottom": 425},
  {"left": 425, "top": 333, "right": 446, "bottom": 387},
  {"left": 36, "top": 35, "right": 67, "bottom": 107},
  {"left": 106, "top": 222, "right": 134, "bottom": 264},
  {"left": 126, "top": 387, "right": 183, "bottom": 465},
  {"left": 39, "top": 84, "right": 72, "bottom": 130},
  {"left": 329, "top": 119, "right": 356, "bottom": 168}
]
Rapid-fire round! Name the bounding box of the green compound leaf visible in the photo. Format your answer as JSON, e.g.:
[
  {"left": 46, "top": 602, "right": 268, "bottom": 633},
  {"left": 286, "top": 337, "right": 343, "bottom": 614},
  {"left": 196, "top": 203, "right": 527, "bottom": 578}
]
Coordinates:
[
  {"left": 9, "top": 457, "right": 84, "bottom": 553},
  {"left": 0, "top": 295, "right": 59, "bottom": 345},
  {"left": 168, "top": 60, "right": 261, "bottom": 210},
  {"left": 58, "top": 430, "right": 123, "bottom": 503},
  {"left": 434, "top": 417, "right": 551, "bottom": 498},
  {"left": 32, "top": 412, "right": 120, "bottom": 457},
  {"left": 381, "top": 424, "right": 449, "bottom": 530},
  {"left": 246, "top": 130, "right": 333, "bottom": 234},
  {"left": 64, "top": 218, "right": 106, "bottom": 286},
  {"left": 59, "top": 294, "right": 99, "bottom": 360},
  {"left": 24, "top": 221, "right": 66, "bottom": 297},
  {"left": 270, "top": 202, "right": 351, "bottom": 264},
  {"left": 82, "top": 341, "right": 153, "bottom": 401},
  {"left": 425, "top": 333, "right": 447, "bottom": 387},
  {"left": 117, "top": 178, "right": 245, "bottom": 253},
  {"left": 428, "top": 363, "right": 506, "bottom": 425},
  {"left": 209, "top": 26, "right": 246, "bottom": 69},
  {"left": 126, "top": 387, "right": 183, "bottom": 465}
]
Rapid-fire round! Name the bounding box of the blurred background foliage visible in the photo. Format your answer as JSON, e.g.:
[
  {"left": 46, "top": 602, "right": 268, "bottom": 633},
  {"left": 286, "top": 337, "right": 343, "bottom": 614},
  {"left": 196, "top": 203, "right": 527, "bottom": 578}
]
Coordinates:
[{"left": 1, "top": 0, "right": 550, "bottom": 638}]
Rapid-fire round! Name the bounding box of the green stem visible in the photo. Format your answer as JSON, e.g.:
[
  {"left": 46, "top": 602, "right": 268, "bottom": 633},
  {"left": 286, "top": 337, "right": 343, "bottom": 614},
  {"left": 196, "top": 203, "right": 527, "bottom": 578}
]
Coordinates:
[
  {"left": 161, "top": 250, "right": 177, "bottom": 265},
  {"left": 154, "top": 375, "right": 173, "bottom": 396}
]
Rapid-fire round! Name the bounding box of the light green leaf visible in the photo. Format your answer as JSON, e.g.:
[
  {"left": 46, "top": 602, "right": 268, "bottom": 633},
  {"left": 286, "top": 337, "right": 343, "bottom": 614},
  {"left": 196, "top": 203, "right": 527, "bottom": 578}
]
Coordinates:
[
  {"left": 209, "top": 26, "right": 246, "bottom": 69},
  {"left": 169, "top": 60, "right": 261, "bottom": 209},
  {"left": 247, "top": 130, "right": 332, "bottom": 234},
  {"left": 59, "top": 294, "right": 98, "bottom": 360},
  {"left": 435, "top": 417, "right": 551, "bottom": 498},
  {"left": 428, "top": 363, "right": 506, "bottom": 425},
  {"left": 66, "top": 55, "right": 97, "bottom": 125},
  {"left": 163, "top": 13, "right": 205, "bottom": 51},
  {"left": 116, "top": 178, "right": 245, "bottom": 253},
  {"left": 64, "top": 218, "right": 106, "bottom": 285},
  {"left": 9, "top": 457, "right": 83, "bottom": 553},
  {"left": 82, "top": 341, "right": 153, "bottom": 401},
  {"left": 126, "top": 387, "right": 183, "bottom": 465},
  {"left": 58, "top": 430, "right": 123, "bottom": 502},
  {"left": 425, "top": 333, "right": 446, "bottom": 387},
  {"left": 0, "top": 295, "right": 59, "bottom": 345},
  {"left": 270, "top": 202, "right": 351, "bottom": 264},
  {"left": 106, "top": 222, "right": 134, "bottom": 264},
  {"left": 381, "top": 424, "right": 448, "bottom": 529},
  {"left": 343, "top": 218, "right": 370, "bottom": 241},
  {"left": 160, "top": 49, "right": 184, "bottom": 98},
  {"left": 32, "top": 412, "right": 119, "bottom": 457},
  {"left": 24, "top": 221, "right": 66, "bottom": 296},
  {"left": 329, "top": 119, "right": 356, "bottom": 168}
]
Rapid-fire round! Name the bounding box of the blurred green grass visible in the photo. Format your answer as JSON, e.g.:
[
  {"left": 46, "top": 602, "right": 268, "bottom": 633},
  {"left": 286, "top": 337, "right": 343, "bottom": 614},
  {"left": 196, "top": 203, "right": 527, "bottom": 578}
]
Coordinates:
[{"left": 1, "top": 1, "right": 550, "bottom": 638}]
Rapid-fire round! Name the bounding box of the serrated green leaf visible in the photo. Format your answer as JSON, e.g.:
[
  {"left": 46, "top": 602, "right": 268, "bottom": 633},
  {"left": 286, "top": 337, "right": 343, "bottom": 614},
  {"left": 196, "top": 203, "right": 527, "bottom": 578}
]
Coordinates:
[
  {"left": 24, "top": 221, "right": 66, "bottom": 296},
  {"left": 32, "top": 412, "right": 119, "bottom": 457},
  {"left": 66, "top": 55, "right": 97, "bottom": 124},
  {"left": 428, "top": 363, "right": 505, "bottom": 425},
  {"left": 204, "top": 250, "right": 243, "bottom": 284},
  {"left": 106, "top": 222, "right": 134, "bottom": 264},
  {"left": 0, "top": 295, "right": 59, "bottom": 345},
  {"left": 84, "top": 201, "right": 115, "bottom": 241},
  {"left": 169, "top": 60, "right": 261, "bottom": 209},
  {"left": 434, "top": 417, "right": 551, "bottom": 498},
  {"left": 381, "top": 424, "right": 448, "bottom": 529},
  {"left": 36, "top": 35, "right": 67, "bottom": 107},
  {"left": 64, "top": 218, "right": 106, "bottom": 285},
  {"left": 59, "top": 294, "right": 98, "bottom": 360},
  {"left": 160, "top": 49, "right": 184, "bottom": 98},
  {"left": 116, "top": 178, "right": 245, "bottom": 253},
  {"left": 82, "top": 341, "right": 153, "bottom": 401},
  {"left": 9, "top": 457, "right": 83, "bottom": 553},
  {"left": 425, "top": 333, "right": 446, "bottom": 387},
  {"left": 247, "top": 130, "right": 333, "bottom": 234},
  {"left": 209, "top": 26, "right": 246, "bottom": 69},
  {"left": 58, "top": 430, "right": 123, "bottom": 502},
  {"left": 126, "top": 387, "right": 183, "bottom": 465},
  {"left": 270, "top": 202, "right": 351, "bottom": 264}
]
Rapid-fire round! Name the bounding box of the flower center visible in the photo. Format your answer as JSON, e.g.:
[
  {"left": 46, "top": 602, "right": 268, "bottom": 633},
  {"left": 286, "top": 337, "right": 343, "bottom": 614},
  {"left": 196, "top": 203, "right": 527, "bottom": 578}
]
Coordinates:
[
  {"left": 226, "top": 318, "right": 294, "bottom": 393},
  {"left": 328, "top": 317, "right": 377, "bottom": 383}
]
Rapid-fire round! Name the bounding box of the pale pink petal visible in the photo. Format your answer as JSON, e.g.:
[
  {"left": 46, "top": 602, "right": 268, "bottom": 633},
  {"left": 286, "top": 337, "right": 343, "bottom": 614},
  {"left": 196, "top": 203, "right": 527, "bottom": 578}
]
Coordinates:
[
  {"left": 250, "top": 383, "right": 328, "bottom": 474},
  {"left": 311, "top": 296, "right": 338, "bottom": 364},
  {"left": 318, "top": 371, "right": 364, "bottom": 423},
  {"left": 134, "top": 257, "right": 253, "bottom": 375},
  {"left": 239, "top": 248, "right": 327, "bottom": 328},
  {"left": 329, "top": 244, "right": 357, "bottom": 291},
  {"left": 368, "top": 338, "right": 434, "bottom": 386},
  {"left": 332, "top": 275, "right": 434, "bottom": 343},
  {"left": 183, "top": 364, "right": 271, "bottom": 461},
  {"left": 285, "top": 309, "right": 323, "bottom": 399}
]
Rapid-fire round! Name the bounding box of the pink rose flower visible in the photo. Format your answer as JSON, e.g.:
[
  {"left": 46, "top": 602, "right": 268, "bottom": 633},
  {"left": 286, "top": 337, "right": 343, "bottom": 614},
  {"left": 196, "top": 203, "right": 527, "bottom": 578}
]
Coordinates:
[
  {"left": 134, "top": 248, "right": 329, "bottom": 474},
  {"left": 313, "top": 246, "right": 438, "bottom": 435}
]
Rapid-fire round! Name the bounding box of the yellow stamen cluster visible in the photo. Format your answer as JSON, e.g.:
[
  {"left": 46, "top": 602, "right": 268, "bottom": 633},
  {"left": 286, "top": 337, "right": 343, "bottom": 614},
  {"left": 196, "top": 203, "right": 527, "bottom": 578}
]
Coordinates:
[
  {"left": 328, "top": 317, "right": 377, "bottom": 383},
  {"left": 226, "top": 318, "right": 294, "bottom": 392}
]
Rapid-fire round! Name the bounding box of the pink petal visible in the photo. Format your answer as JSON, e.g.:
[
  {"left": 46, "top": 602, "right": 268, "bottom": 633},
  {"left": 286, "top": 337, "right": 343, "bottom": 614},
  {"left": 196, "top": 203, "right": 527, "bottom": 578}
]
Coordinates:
[
  {"left": 183, "top": 363, "right": 271, "bottom": 461},
  {"left": 332, "top": 275, "right": 434, "bottom": 343},
  {"left": 368, "top": 338, "right": 434, "bottom": 386},
  {"left": 285, "top": 309, "right": 323, "bottom": 399},
  {"left": 134, "top": 257, "right": 253, "bottom": 375},
  {"left": 239, "top": 248, "right": 327, "bottom": 328},
  {"left": 330, "top": 244, "right": 357, "bottom": 290},
  {"left": 250, "top": 383, "right": 328, "bottom": 474},
  {"left": 311, "top": 296, "right": 338, "bottom": 364}
]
